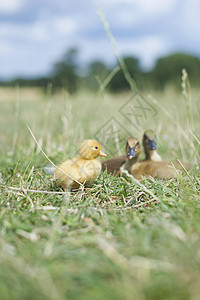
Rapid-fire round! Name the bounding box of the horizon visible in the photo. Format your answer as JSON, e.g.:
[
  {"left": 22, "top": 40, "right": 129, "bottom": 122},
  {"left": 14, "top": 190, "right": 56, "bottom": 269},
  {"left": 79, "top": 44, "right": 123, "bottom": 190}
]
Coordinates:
[{"left": 0, "top": 50, "right": 198, "bottom": 82}]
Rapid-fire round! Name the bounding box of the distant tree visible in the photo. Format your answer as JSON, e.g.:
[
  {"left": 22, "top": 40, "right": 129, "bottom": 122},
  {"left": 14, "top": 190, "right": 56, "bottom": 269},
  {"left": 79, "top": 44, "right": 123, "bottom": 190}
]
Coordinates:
[
  {"left": 2, "top": 51, "right": 200, "bottom": 93},
  {"left": 51, "top": 47, "right": 80, "bottom": 93},
  {"left": 150, "top": 53, "right": 200, "bottom": 89},
  {"left": 0, "top": 77, "right": 50, "bottom": 89},
  {"left": 108, "top": 56, "right": 142, "bottom": 92},
  {"left": 85, "top": 61, "right": 111, "bottom": 90}
]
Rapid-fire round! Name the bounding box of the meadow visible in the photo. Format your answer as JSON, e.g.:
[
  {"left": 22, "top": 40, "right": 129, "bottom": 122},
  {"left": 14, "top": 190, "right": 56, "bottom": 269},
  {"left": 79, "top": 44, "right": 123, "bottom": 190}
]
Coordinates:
[{"left": 0, "top": 79, "right": 200, "bottom": 299}]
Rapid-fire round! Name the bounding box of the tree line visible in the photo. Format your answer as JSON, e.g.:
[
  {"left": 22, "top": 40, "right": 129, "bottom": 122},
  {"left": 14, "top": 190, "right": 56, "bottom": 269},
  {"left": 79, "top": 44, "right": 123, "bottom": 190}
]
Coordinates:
[{"left": 1, "top": 48, "right": 200, "bottom": 93}]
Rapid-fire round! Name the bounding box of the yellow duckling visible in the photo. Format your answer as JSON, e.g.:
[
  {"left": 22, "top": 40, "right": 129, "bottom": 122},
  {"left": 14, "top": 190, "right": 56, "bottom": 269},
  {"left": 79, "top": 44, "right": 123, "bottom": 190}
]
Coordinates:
[
  {"left": 121, "top": 137, "right": 176, "bottom": 180},
  {"left": 55, "top": 139, "right": 107, "bottom": 190},
  {"left": 142, "top": 130, "right": 162, "bottom": 161}
]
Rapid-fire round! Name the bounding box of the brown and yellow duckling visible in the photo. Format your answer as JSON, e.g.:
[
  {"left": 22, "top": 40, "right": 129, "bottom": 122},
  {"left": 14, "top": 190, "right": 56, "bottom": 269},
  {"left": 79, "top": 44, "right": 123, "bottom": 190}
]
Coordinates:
[
  {"left": 121, "top": 137, "right": 176, "bottom": 180},
  {"left": 142, "top": 130, "right": 162, "bottom": 161},
  {"left": 102, "top": 137, "right": 141, "bottom": 175},
  {"left": 54, "top": 139, "right": 107, "bottom": 190},
  {"left": 119, "top": 137, "right": 141, "bottom": 175},
  {"left": 143, "top": 130, "right": 191, "bottom": 172}
]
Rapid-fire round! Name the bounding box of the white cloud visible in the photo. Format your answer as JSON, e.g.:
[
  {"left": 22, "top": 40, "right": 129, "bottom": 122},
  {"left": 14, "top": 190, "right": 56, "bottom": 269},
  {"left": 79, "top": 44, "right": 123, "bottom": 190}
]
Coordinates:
[
  {"left": 98, "top": 0, "right": 132, "bottom": 5},
  {"left": 0, "top": 16, "right": 77, "bottom": 46},
  {"left": 117, "top": 35, "right": 170, "bottom": 69},
  {"left": 0, "top": 24, "right": 12, "bottom": 37},
  {"left": 0, "top": 22, "right": 49, "bottom": 42},
  {"left": 0, "top": 0, "right": 24, "bottom": 13},
  {"left": 98, "top": 0, "right": 179, "bottom": 34},
  {"left": 135, "top": 0, "right": 177, "bottom": 15},
  {"left": 76, "top": 33, "right": 169, "bottom": 70},
  {"left": 78, "top": 36, "right": 115, "bottom": 65},
  {"left": 30, "top": 23, "right": 50, "bottom": 41},
  {"left": 0, "top": 43, "right": 11, "bottom": 55},
  {"left": 99, "top": 0, "right": 178, "bottom": 16},
  {"left": 80, "top": 33, "right": 170, "bottom": 69},
  {"left": 181, "top": 0, "right": 200, "bottom": 33},
  {"left": 53, "top": 17, "right": 78, "bottom": 35}
]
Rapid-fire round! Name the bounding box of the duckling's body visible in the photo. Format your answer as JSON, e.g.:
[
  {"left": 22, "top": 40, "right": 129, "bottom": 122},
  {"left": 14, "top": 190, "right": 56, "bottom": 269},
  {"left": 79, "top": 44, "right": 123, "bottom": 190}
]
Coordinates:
[
  {"left": 55, "top": 157, "right": 102, "bottom": 189},
  {"left": 101, "top": 155, "right": 126, "bottom": 175},
  {"left": 55, "top": 140, "right": 106, "bottom": 190},
  {"left": 124, "top": 160, "right": 176, "bottom": 180}
]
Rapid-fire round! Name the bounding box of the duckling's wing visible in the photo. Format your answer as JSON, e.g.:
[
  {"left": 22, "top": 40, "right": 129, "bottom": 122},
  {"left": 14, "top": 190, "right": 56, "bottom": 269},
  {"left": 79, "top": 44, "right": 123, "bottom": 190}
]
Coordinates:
[
  {"left": 55, "top": 158, "right": 81, "bottom": 183},
  {"left": 102, "top": 155, "right": 126, "bottom": 174},
  {"left": 141, "top": 161, "right": 176, "bottom": 179},
  {"left": 77, "top": 159, "right": 102, "bottom": 182}
]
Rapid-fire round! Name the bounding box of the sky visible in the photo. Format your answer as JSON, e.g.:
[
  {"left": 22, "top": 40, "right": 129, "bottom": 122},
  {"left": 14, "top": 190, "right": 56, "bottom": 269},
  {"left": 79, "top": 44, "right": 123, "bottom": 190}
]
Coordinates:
[{"left": 0, "top": 0, "right": 200, "bottom": 79}]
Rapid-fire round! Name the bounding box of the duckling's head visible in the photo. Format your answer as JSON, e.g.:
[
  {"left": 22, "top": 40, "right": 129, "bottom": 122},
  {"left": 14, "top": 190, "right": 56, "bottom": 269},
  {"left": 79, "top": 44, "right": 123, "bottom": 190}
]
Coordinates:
[
  {"left": 79, "top": 140, "right": 107, "bottom": 160},
  {"left": 125, "top": 137, "right": 141, "bottom": 160},
  {"left": 143, "top": 130, "right": 157, "bottom": 151}
]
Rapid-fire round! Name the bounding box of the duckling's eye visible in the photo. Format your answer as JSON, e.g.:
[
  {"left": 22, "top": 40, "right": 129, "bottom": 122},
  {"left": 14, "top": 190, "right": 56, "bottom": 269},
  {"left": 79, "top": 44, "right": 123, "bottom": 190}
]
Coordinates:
[
  {"left": 136, "top": 141, "right": 139, "bottom": 146},
  {"left": 94, "top": 146, "right": 98, "bottom": 149}
]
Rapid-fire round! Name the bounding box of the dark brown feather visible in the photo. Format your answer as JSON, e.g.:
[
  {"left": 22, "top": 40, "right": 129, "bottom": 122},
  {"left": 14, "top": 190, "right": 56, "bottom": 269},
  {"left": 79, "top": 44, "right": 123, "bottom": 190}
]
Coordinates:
[{"left": 101, "top": 155, "right": 126, "bottom": 174}]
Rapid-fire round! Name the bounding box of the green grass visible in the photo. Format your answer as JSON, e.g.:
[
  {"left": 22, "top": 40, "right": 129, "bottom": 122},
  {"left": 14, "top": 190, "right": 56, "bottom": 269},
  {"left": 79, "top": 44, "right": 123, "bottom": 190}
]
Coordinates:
[{"left": 0, "top": 84, "right": 200, "bottom": 300}]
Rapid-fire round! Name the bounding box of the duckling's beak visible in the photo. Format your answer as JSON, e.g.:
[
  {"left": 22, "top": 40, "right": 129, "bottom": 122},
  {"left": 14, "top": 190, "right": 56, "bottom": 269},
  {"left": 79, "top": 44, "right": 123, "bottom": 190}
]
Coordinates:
[
  {"left": 148, "top": 139, "right": 157, "bottom": 150},
  {"left": 99, "top": 150, "right": 107, "bottom": 157},
  {"left": 127, "top": 146, "right": 136, "bottom": 159}
]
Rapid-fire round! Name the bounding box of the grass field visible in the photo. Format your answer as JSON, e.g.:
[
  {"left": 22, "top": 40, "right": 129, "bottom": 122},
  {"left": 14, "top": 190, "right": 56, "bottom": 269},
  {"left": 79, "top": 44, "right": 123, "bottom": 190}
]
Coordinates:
[{"left": 0, "top": 82, "right": 200, "bottom": 300}]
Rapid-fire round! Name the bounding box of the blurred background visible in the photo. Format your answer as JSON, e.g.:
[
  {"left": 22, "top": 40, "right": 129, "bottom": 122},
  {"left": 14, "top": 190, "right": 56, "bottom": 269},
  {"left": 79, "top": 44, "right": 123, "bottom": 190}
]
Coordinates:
[{"left": 0, "top": 0, "right": 200, "bottom": 93}]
